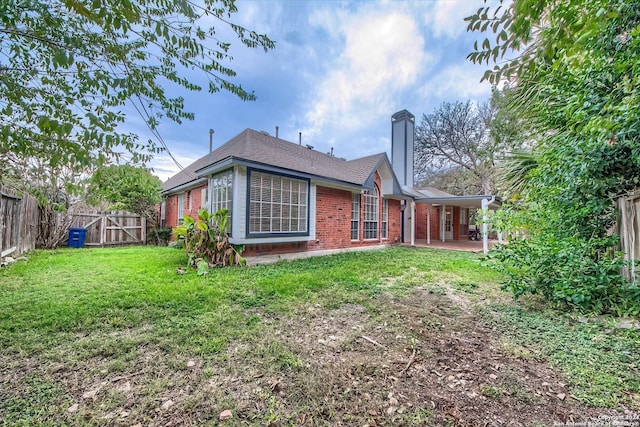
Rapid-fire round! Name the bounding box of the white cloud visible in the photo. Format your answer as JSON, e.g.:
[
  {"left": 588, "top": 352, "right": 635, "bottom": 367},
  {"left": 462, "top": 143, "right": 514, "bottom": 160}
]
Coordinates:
[
  {"left": 149, "top": 153, "right": 202, "bottom": 182},
  {"left": 423, "top": 0, "right": 487, "bottom": 39},
  {"left": 419, "top": 63, "right": 492, "bottom": 101},
  {"left": 301, "top": 6, "right": 431, "bottom": 143}
]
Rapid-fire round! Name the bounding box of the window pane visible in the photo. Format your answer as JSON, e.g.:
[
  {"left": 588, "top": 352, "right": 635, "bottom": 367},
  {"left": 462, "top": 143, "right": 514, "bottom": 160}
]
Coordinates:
[
  {"left": 248, "top": 171, "right": 308, "bottom": 234},
  {"left": 381, "top": 199, "right": 388, "bottom": 239},
  {"left": 177, "top": 193, "right": 185, "bottom": 225},
  {"left": 351, "top": 193, "right": 360, "bottom": 240},
  {"left": 363, "top": 188, "right": 378, "bottom": 240},
  {"left": 211, "top": 169, "right": 233, "bottom": 233}
]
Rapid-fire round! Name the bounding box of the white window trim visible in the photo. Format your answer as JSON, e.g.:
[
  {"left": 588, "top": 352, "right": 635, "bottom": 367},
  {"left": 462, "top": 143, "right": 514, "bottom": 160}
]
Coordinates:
[
  {"left": 351, "top": 193, "right": 360, "bottom": 241},
  {"left": 247, "top": 170, "right": 310, "bottom": 237},
  {"left": 211, "top": 169, "right": 234, "bottom": 234},
  {"left": 381, "top": 198, "right": 388, "bottom": 240},
  {"left": 200, "top": 187, "right": 208, "bottom": 210},
  {"left": 363, "top": 187, "right": 379, "bottom": 240},
  {"left": 177, "top": 193, "right": 185, "bottom": 225}
]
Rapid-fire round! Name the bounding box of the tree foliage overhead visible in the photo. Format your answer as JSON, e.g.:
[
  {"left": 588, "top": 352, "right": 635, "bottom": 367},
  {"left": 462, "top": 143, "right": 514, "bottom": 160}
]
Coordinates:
[
  {"left": 0, "top": 0, "right": 275, "bottom": 170},
  {"left": 87, "top": 164, "right": 162, "bottom": 217},
  {"left": 417, "top": 167, "right": 483, "bottom": 196},
  {"left": 415, "top": 89, "right": 522, "bottom": 195},
  {"left": 468, "top": 0, "right": 640, "bottom": 313}
]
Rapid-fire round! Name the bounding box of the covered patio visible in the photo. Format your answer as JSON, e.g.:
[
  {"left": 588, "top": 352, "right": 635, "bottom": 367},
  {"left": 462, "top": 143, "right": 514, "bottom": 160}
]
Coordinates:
[{"left": 414, "top": 188, "right": 502, "bottom": 254}]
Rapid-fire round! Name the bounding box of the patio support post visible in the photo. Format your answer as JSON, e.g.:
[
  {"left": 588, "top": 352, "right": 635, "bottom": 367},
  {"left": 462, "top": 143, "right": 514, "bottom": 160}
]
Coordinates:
[
  {"left": 427, "top": 203, "right": 431, "bottom": 245},
  {"left": 481, "top": 196, "right": 495, "bottom": 254},
  {"left": 410, "top": 201, "right": 416, "bottom": 246}
]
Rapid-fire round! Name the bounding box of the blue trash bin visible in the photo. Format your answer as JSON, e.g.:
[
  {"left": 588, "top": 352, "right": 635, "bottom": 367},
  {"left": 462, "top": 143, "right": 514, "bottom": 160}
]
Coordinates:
[{"left": 68, "top": 227, "right": 87, "bottom": 248}]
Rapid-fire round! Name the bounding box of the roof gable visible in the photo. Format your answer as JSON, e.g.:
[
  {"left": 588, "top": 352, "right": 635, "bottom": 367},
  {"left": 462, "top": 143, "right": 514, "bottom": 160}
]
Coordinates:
[{"left": 163, "top": 129, "right": 405, "bottom": 195}]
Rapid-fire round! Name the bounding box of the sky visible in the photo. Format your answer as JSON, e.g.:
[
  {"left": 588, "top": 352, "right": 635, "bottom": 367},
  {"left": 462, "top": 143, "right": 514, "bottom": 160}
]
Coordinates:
[{"left": 145, "top": 0, "right": 496, "bottom": 182}]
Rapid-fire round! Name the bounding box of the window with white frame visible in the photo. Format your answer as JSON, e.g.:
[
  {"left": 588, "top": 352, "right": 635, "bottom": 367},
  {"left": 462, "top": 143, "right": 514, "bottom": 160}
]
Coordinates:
[
  {"left": 363, "top": 187, "right": 379, "bottom": 240},
  {"left": 248, "top": 171, "right": 308, "bottom": 235},
  {"left": 351, "top": 193, "right": 360, "bottom": 240},
  {"left": 200, "top": 187, "right": 208, "bottom": 209},
  {"left": 177, "top": 192, "right": 185, "bottom": 225},
  {"left": 381, "top": 198, "right": 388, "bottom": 239},
  {"left": 211, "top": 170, "right": 233, "bottom": 233}
]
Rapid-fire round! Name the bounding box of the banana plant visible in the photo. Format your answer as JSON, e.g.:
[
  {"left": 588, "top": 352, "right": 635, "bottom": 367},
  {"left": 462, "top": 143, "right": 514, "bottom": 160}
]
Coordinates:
[{"left": 173, "top": 208, "right": 245, "bottom": 271}]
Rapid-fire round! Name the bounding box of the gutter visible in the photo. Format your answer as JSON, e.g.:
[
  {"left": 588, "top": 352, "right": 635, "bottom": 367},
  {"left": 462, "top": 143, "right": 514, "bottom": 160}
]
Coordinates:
[
  {"left": 416, "top": 195, "right": 501, "bottom": 206},
  {"left": 162, "top": 177, "right": 208, "bottom": 196}
]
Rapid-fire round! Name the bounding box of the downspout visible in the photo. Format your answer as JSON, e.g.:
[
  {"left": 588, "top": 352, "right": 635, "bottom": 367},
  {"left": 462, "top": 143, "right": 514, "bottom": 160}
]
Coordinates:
[{"left": 482, "top": 195, "right": 496, "bottom": 254}]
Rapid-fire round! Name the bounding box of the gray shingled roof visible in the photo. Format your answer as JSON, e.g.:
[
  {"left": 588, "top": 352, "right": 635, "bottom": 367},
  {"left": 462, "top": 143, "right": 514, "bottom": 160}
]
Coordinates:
[
  {"left": 415, "top": 186, "right": 455, "bottom": 198},
  {"left": 163, "top": 129, "right": 389, "bottom": 192}
]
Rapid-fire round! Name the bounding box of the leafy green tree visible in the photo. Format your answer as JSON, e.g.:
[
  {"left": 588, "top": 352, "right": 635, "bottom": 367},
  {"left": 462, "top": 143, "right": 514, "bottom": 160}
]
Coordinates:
[
  {"left": 0, "top": 0, "right": 274, "bottom": 170},
  {"left": 88, "top": 165, "right": 162, "bottom": 216},
  {"left": 495, "top": 149, "right": 537, "bottom": 201},
  {"left": 0, "top": 155, "right": 92, "bottom": 248},
  {"left": 468, "top": 0, "right": 640, "bottom": 313}
]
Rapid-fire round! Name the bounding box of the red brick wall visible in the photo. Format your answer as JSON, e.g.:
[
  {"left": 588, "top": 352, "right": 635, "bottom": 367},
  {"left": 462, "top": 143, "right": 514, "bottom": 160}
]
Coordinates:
[
  {"left": 308, "top": 185, "right": 353, "bottom": 250},
  {"left": 243, "top": 242, "right": 309, "bottom": 256},
  {"left": 387, "top": 199, "right": 402, "bottom": 243},
  {"left": 184, "top": 185, "right": 206, "bottom": 218},
  {"left": 415, "top": 204, "right": 469, "bottom": 241},
  {"left": 306, "top": 173, "right": 402, "bottom": 251},
  {"left": 415, "top": 203, "right": 441, "bottom": 241},
  {"left": 165, "top": 194, "right": 178, "bottom": 229},
  {"left": 164, "top": 184, "right": 208, "bottom": 229}
]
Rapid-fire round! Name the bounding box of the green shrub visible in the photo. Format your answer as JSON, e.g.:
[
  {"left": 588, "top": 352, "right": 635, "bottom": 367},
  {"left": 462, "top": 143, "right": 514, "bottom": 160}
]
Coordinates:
[
  {"left": 167, "top": 240, "right": 183, "bottom": 250},
  {"left": 149, "top": 227, "right": 173, "bottom": 244},
  {"left": 490, "top": 233, "right": 639, "bottom": 315}
]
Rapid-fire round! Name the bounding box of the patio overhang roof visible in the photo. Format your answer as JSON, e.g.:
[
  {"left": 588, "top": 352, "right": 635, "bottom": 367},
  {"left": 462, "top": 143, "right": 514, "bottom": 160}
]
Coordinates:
[{"left": 415, "top": 195, "right": 502, "bottom": 209}]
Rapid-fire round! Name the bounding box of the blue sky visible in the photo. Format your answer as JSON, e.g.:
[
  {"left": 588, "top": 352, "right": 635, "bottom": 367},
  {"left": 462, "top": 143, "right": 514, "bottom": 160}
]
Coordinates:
[{"left": 145, "top": 0, "right": 495, "bottom": 181}]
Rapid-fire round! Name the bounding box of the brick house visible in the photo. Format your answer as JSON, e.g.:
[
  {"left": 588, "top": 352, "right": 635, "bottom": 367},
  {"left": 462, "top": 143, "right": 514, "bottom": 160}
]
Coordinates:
[{"left": 161, "top": 110, "right": 500, "bottom": 256}]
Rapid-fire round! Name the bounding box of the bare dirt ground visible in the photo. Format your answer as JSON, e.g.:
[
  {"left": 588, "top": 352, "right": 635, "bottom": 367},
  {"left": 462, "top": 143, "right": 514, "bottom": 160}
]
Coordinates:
[
  {"left": 3, "top": 285, "right": 632, "bottom": 426},
  {"left": 237, "top": 289, "right": 620, "bottom": 426},
  {"left": 162, "top": 286, "right": 627, "bottom": 426}
]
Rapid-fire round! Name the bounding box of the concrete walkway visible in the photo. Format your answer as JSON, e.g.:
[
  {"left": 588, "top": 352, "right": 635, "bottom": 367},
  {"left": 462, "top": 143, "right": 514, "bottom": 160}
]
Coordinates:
[
  {"left": 244, "top": 240, "right": 497, "bottom": 265},
  {"left": 411, "top": 239, "right": 497, "bottom": 253},
  {"left": 245, "top": 244, "right": 389, "bottom": 266}
]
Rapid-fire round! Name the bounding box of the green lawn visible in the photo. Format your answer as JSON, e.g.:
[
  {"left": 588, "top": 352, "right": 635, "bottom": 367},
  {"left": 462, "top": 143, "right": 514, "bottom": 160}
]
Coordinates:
[{"left": 0, "top": 246, "right": 638, "bottom": 426}]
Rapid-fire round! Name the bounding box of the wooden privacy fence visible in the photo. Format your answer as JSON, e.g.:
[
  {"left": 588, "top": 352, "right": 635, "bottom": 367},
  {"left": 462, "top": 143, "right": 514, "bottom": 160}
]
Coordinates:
[
  {"left": 0, "top": 185, "right": 38, "bottom": 258},
  {"left": 617, "top": 191, "right": 640, "bottom": 283},
  {"left": 69, "top": 210, "right": 147, "bottom": 246}
]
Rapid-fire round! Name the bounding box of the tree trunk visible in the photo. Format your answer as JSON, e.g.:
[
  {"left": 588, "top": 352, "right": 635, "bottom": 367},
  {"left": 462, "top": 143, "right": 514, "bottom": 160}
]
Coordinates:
[{"left": 481, "top": 175, "right": 493, "bottom": 195}]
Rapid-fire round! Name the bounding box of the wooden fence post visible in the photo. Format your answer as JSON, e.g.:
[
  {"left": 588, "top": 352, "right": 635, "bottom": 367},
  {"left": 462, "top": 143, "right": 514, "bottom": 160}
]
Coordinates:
[{"left": 100, "top": 214, "right": 106, "bottom": 246}]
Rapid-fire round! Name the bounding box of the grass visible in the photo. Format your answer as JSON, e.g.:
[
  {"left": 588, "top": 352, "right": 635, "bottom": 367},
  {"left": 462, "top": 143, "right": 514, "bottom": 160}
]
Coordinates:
[
  {"left": 0, "top": 245, "right": 638, "bottom": 425},
  {"left": 479, "top": 303, "right": 640, "bottom": 407}
]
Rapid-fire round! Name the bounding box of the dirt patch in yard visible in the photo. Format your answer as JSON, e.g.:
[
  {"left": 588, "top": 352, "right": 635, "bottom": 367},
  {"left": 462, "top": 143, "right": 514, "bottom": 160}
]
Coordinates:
[
  {"left": 1, "top": 289, "right": 631, "bottom": 426},
  {"left": 245, "top": 288, "right": 621, "bottom": 426}
]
